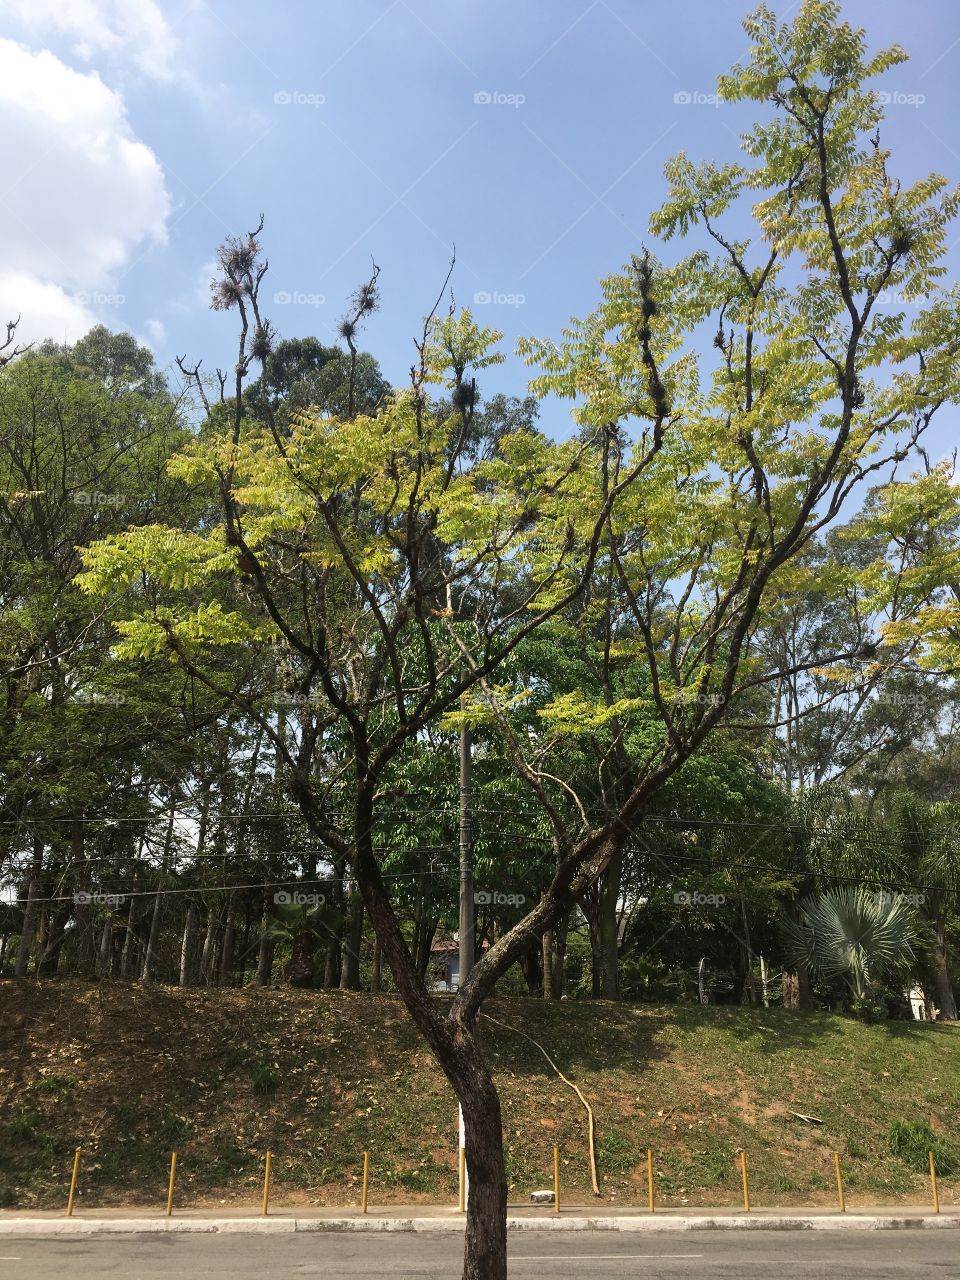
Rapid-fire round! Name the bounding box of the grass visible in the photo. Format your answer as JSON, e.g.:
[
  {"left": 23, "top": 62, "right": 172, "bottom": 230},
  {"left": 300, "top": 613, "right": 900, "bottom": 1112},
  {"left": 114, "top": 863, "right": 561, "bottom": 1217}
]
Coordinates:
[
  {"left": 1, "top": 981, "right": 959, "bottom": 1210},
  {"left": 888, "top": 1119, "right": 960, "bottom": 1175}
]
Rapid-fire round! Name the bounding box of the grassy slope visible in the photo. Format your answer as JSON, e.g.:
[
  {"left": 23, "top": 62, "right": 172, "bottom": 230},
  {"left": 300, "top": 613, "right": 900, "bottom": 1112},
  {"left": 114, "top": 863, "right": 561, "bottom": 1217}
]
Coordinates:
[{"left": 1, "top": 981, "right": 958, "bottom": 1211}]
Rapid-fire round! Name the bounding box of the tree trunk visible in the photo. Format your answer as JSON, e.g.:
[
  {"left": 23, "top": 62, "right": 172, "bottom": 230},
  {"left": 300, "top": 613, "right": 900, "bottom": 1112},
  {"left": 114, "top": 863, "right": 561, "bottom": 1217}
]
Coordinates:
[
  {"left": 554, "top": 912, "right": 568, "bottom": 998},
  {"left": 371, "top": 936, "right": 382, "bottom": 993},
  {"left": 120, "top": 895, "right": 138, "bottom": 978},
  {"left": 322, "top": 936, "right": 341, "bottom": 988},
  {"left": 199, "top": 904, "right": 218, "bottom": 985},
  {"left": 256, "top": 891, "right": 274, "bottom": 986},
  {"left": 37, "top": 906, "right": 70, "bottom": 978},
  {"left": 797, "top": 965, "right": 814, "bottom": 1010},
  {"left": 739, "top": 894, "right": 756, "bottom": 1005},
  {"left": 339, "top": 892, "right": 364, "bottom": 990},
  {"left": 141, "top": 894, "right": 163, "bottom": 981},
  {"left": 541, "top": 929, "right": 554, "bottom": 1000},
  {"left": 180, "top": 902, "right": 199, "bottom": 986},
  {"left": 14, "top": 877, "right": 40, "bottom": 977},
  {"left": 459, "top": 1060, "right": 508, "bottom": 1280},
  {"left": 518, "top": 939, "right": 541, "bottom": 994},
  {"left": 782, "top": 971, "right": 799, "bottom": 1009},
  {"left": 219, "top": 893, "right": 237, "bottom": 985},
  {"left": 98, "top": 919, "right": 113, "bottom": 978},
  {"left": 598, "top": 854, "right": 622, "bottom": 999},
  {"left": 932, "top": 916, "right": 957, "bottom": 1020}
]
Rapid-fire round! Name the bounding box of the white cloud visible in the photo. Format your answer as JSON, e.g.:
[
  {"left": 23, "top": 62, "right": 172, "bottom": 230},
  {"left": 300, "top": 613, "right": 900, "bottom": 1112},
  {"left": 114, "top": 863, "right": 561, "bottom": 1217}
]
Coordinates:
[
  {"left": 0, "top": 273, "right": 96, "bottom": 347},
  {"left": 2, "top": 0, "right": 178, "bottom": 81},
  {"left": 0, "top": 40, "right": 170, "bottom": 344}
]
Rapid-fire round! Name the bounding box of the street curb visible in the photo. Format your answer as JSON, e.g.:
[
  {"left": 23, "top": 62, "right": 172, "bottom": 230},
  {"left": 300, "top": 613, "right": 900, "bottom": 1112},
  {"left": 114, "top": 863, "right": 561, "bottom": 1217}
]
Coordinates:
[{"left": 0, "top": 1213, "right": 958, "bottom": 1235}]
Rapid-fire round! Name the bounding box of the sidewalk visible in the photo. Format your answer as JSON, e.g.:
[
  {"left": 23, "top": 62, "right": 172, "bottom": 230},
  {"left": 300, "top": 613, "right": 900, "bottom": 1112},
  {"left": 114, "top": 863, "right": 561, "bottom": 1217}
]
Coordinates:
[{"left": 2, "top": 1203, "right": 958, "bottom": 1234}]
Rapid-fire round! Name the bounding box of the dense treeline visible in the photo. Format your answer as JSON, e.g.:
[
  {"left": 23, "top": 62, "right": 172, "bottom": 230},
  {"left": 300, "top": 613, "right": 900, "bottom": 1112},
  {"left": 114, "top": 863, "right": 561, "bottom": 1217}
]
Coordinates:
[{"left": 2, "top": 326, "right": 958, "bottom": 1020}]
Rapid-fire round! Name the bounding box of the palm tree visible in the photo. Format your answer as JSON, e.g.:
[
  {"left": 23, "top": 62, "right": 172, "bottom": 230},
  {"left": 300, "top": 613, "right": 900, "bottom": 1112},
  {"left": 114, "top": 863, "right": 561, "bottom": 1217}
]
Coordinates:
[{"left": 784, "top": 887, "right": 919, "bottom": 1003}]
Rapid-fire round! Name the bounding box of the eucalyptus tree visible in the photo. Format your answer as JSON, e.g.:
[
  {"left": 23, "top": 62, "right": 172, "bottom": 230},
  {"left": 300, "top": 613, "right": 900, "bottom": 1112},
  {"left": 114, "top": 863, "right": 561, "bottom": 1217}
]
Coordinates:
[{"left": 77, "top": 5, "right": 960, "bottom": 1275}]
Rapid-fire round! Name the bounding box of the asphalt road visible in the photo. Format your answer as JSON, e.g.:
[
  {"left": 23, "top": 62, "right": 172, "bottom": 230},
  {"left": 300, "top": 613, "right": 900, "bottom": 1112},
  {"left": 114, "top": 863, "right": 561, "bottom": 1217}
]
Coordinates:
[{"left": 0, "top": 1231, "right": 956, "bottom": 1278}]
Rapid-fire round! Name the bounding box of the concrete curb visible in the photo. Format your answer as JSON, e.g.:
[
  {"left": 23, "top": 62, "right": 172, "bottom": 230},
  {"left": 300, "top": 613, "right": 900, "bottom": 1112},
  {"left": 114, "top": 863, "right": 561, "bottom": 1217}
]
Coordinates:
[{"left": 1, "top": 1213, "right": 958, "bottom": 1235}]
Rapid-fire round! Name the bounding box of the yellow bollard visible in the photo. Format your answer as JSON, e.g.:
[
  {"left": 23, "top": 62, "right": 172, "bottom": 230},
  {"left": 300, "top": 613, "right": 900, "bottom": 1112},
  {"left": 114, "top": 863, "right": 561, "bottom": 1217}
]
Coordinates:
[
  {"left": 834, "top": 1152, "right": 845, "bottom": 1213},
  {"left": 739, "top": 1149, "right": 750, "bottom": 1212},
  {"left": 647, "top": 1148, "right": 655, "bottom": 1214},
  {"left": 66, "top": 1148, "right": 81, "bottom": 1217},
  {"left": 930, "top": 1151, "right": 940, "bottom": 1215},
  {"left": 165, "top": 1151, "right": 177, "bottom": 1217},
  {"left": 458, "top": 1147, "right": 466, "bottom": 1213},
  {"left": 553, "top": 1145, "right": 560, "bottom": 1216},
  {"left": 361, "top": 1151, "right": 369, "bottom": 1214},
  {"left": 261, "top": 1151, "right": 272, "bottom": 1216}
]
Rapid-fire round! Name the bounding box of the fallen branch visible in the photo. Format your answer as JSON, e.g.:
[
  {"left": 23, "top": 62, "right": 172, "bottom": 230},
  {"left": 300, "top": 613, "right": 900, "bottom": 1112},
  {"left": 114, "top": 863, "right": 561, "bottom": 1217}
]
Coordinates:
[{"left": 481, "top": 1011, "right": 600, "bottom": 1196}]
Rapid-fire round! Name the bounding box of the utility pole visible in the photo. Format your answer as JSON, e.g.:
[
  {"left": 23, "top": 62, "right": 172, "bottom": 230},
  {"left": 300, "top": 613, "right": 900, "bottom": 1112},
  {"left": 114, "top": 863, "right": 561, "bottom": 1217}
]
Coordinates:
[
  {"left": 457, "top": 716, "right": 474, "bottom": 1216},
  {"left": 458, "top": 720, "right": 474, "bottom": 989}
]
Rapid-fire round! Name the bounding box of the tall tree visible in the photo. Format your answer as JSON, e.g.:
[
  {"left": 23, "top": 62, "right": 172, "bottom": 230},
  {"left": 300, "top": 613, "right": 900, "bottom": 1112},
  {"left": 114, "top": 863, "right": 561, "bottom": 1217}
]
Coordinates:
[{"left": 78, "top": 6, "right": 960, "bottom": 1275}]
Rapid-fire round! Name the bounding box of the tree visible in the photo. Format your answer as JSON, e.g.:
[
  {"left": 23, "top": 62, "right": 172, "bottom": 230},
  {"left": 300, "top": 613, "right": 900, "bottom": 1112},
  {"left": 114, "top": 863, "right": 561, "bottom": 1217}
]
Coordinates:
[
  {"left": 78, "top": 5, "right": 960, "bottom": 1275},
  {"left": 784, "top": 885, "right": 919, "bottom": 1007}
]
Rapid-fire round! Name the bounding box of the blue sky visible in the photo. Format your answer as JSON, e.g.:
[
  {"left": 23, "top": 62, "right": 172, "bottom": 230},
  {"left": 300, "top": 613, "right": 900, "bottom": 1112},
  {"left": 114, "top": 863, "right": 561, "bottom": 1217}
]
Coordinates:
[{"left": 1, "top": 0, "right": 959, "bottom": 448}]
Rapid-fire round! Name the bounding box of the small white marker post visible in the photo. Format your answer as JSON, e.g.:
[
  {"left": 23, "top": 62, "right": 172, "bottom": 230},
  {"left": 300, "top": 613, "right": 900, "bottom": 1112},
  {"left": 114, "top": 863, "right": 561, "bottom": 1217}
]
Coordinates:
[{"left": 458, "top": 1104, "right": 469, "bottom": 1212}]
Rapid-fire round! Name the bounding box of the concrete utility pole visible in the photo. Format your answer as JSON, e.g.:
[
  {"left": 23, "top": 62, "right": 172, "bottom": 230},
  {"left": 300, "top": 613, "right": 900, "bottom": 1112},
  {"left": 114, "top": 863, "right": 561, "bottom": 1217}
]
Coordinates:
[
  {"left": 457, "top": 717, "right": 474, "bottom": 1215},
  {"left": 458, "top": 721, "right": 474, "bottom": 989}
]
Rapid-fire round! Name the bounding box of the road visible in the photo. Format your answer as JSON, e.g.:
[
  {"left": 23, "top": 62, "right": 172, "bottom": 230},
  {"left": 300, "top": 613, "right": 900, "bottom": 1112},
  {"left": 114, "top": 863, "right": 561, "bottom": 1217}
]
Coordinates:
[{"left": 0, "top": 1230, "right": 956, "bottom": 1278}]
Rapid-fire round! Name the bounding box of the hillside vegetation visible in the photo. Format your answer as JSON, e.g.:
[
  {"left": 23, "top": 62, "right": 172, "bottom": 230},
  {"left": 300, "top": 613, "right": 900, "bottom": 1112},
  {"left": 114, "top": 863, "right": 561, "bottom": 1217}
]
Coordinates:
[{"left": 1, "top": 983, "right": 958, "bottom": 1212}]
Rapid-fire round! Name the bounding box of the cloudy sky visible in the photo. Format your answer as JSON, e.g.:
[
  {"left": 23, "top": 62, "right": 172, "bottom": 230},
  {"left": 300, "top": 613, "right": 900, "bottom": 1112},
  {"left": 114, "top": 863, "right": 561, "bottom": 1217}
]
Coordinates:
[{"left": 1, "top": 0, "right": 958, "bottom": 446}]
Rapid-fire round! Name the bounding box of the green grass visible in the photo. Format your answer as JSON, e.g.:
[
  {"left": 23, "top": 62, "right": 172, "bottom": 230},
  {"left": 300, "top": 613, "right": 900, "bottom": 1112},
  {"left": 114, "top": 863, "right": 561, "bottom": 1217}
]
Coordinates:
[
  {"left": 888, "top": 1119, "right": 960, "bottom": 1175},
  {"left": 1, "top": 982, "right": 959, "bottom": 1210}
]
